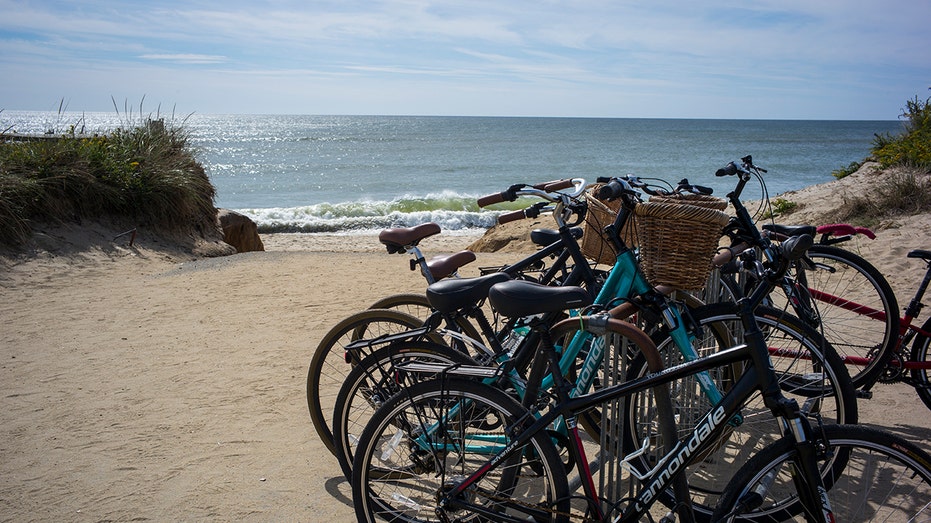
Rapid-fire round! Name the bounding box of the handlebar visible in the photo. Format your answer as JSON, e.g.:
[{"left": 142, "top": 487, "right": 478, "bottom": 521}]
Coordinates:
[
  {"left": 716, "top": 155, "right": 768, "bottom": 178},
  {"left": 476, "top": 178, "right": 588, "bottom": 228},
  {"left": 596, "top": 175, "right": 712, "bottom": 200},
  {"left": 477, "top": 178, "right": 586, "bottom": 208},
  {"left": 781, "top": 234, "right": 813, "bottom": 262},
  {"left": 496, "top": 202, "right": 550, "bottom": 224}
]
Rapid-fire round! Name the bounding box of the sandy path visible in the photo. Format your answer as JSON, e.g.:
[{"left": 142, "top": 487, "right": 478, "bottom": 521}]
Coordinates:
[{"left": 1, "top": 214, "right": 929, "bottom": 520}]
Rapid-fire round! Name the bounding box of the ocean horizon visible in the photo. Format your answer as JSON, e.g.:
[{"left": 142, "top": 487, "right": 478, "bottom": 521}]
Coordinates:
[{"left": 2, "top": 112, "right": 903, "bottom": 234}]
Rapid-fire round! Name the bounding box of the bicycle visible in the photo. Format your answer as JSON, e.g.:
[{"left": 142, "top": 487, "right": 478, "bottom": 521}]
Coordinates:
[
  {"left": 309, "top": 178, "right": 606, "bottom": 454},
  {"left": 368, "top": 220, "right": 479, "bottom": 321},
  {"left": 335, "top": 176, "right": 855, "bottom": 520},
  {"left": 369, "top": 180, "right": 595, "bottom": 321},
  {"left": 757, "top": 222, "right": 897, "bottom": 392},
  {"left": 350, "top": 234, "right": 931, "bottom": 522},
  {"left": 712, "top": 156, "right": 931, "bottom": 407},
  {"left": 327, "top": 179, "right": 613, "bottom": 472},
  {"left": 828, "top": 248, "right": 931, "bottom": 408},
  {"left": 592, "top": 176, "right": 857, "bottom": 515}
]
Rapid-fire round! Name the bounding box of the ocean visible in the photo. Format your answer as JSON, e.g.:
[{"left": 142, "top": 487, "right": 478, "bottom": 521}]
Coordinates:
[{"left": 2, "top": 112, "right": 903, "bottom": 234}]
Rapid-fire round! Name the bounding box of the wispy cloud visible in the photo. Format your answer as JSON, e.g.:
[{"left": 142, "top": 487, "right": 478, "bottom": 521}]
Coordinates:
[
  {"left": 0, "top": 0, "right": 927, "bottom": 118},
  {"left": 140, "top": 54, "right": 228, "bottom": 65}
]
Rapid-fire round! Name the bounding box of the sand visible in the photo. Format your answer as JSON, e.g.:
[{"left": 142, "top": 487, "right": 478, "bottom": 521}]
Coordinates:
[{"left": 2, "top": 165, "right": 930, "bottom": 521}]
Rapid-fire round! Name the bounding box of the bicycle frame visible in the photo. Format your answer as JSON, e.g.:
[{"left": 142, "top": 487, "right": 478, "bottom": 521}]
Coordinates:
[
  {"left": 351, "top": 182, "right": 723, "bottom": 409},
  {"left": 770, "top": 259, "right": 931, "bottom": 373},
  {"left": 429, "top": 297, "right": 831, "bottom": 522}
]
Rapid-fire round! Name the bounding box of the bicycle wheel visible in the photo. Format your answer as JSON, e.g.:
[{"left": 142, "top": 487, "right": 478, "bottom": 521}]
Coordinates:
[
  {"left": 369, "top": 292, "right": 489, "bottom": 354},
  {"left": 351, "top": 378, "right": 570, "bottom": 523},
  {"left": 307, "top": 308, "right": 440, "bottom": 454},
  {"left": 332, "top": 341, "right": 477, "bottom": 479},
  {"left": 369, "top": 293, "right": 435, "bottom": 323},
  {"left": 911, "top": 317, "right": 931, "bottom": 411},
  {"left": 792, "top": 244, "right": 899, "bottom": 389},
  {"left": 625, "top": 303, "right": 857, "bottom": 520},
  {"left": 712, "top": 424, "right": 931, "bottom": 521}
]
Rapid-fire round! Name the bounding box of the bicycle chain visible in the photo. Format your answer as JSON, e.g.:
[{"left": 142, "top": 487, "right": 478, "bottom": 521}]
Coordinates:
[{"left": 455, "top": 487, "right": 612, "bottom": 522}]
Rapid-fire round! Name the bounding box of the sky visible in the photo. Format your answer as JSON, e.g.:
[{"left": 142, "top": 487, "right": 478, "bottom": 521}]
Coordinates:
[{"left": 1, "top": 0, "right": 929, "bottom": 120}]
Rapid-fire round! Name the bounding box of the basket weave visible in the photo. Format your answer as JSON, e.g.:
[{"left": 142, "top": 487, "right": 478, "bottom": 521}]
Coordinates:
[
  {"left": 649, "top": 193, "right": 728, "bottom": 210},
  {"left": 635, "top": 201, "right": 730, "bottom": 290},
  {"left": 581, "top": 184, "right": 634, "bottom": 265}
]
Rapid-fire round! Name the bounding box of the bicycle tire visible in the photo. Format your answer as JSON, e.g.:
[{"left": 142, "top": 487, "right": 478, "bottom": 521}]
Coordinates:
[
  {"left": 625, "top": 303, "right": 857, "bottom": 520},
  {"left": 351, "top": 378, "right": 570, "bottom": 523},
  {"left": 911, "top": 317, "right": 931, "bottom": 411},
  {"left": 307, "top": 308, "right": 440, "bottom": 454},
  {"left": 793, "top": 244, "right": 900, "bottom": 389},
  {"left": 332, "top": 341, "right": 477, "bottom": 479},
  {"left": 368, "top": 293, "right": 435, "bottom": 322},
  {"left": 712, "top": 424, "right": 931, "bottom": 521},
  {"left": 368, "top": 292, "right": 492, "bottom": 356}
]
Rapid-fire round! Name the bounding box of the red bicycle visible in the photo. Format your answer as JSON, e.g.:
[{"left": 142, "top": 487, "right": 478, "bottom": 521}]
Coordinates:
[
  {"left": 716, "top": 157, "right": 931, "bottom": 409},
  {"left": 801, "top": 248, "right": 931, "bottom": 407}
]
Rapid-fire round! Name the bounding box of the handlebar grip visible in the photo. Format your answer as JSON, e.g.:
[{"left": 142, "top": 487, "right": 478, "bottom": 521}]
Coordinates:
[
  {"left": 477, "top": 192, "right": 508, "bottom": 207},
  {"left": 781, "top": 234, "right": 814, "bottom": 262},
  {"left": 715, "top": 162, "right": 738, "bottom": 177},
  {"left": 497, "top": 209, "right": 527, "bottom": 224},
  {"left": 693, "top": 184, "right": 714, "bottom": 195},
  {"left": 713, "top": 243, "right": 748, "bottom": 267},
  {"left": 541, "top": 179, "right": 574, "bottom": 192},
  {"left": 597, "top": 180, "right": 626, "bottom": 200}
]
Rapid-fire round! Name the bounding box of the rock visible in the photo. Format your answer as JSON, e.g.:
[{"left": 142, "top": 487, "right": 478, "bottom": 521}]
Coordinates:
[
  {"left": 218, "top": 209, "right": 265, "bottom": 253},
  {"left": 467, "top": 216, "right": 557, "bottom": 253}
]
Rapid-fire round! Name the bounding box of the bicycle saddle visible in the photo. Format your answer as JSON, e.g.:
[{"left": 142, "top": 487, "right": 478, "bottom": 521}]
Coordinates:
[
  {"left": 762, "top": 223, "right": 817, "bottom": 238},
  {"left": 488, "top": 280, "right": 592, "bottom": 318},
  {"left": 530, "top": 227, "right": 582, "bottom": 248},
  {"left": 426, "top": 251, "right": 477, "bottom": 280},
  {"left": 379, "top": 222, "right": 441, "bottom": 253},
  {"left": 426, "top": 272, "right": 510, "bottom": 314}
]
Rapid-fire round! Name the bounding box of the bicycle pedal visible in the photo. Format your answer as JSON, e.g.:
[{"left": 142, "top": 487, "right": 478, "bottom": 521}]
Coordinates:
[{"left": 856, "top": 389, "right": 873, "bottom": 399}]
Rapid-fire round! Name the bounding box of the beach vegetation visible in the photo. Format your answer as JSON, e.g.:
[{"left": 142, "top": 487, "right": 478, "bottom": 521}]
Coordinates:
[
  {"left": 837, "top": 169, "right": 931, "bottom": 227},
  {"left": 832, "top": 161, "right": 862, "bottom": 179},
  {"left": 761, "top": 197, "right": 798, "bottom": 219},
  {"left": 0, "top": 104, "right": 218, "bottom": 246},
  {"left": 870, "top": 93, "right": 931, "bottom": 172}
]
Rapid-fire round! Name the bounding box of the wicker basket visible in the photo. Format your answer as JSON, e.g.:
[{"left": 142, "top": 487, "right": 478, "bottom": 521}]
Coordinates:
[
  {"left": 581, "top": 184, "right": 635, "bottom": 265},
  {"left": 649, "top": 193, "right": 728, "bottom": 210},
  {"left": 634, "top": 201, "right": 730, "bottom": 290}
]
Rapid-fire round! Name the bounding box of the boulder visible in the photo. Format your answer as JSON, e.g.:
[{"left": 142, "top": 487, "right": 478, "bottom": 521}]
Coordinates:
[
  {"left": 218, "top": 209, "right": 265, "bottom": 253},
  {"left": 467, "top": 216, "right": 556, "bottom": 253}
]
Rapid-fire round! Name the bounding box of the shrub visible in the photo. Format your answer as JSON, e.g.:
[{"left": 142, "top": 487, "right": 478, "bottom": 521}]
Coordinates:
[
  {"left": 761, "top": 197, "right": 798, "bottom": 219},
  {"left": 832, "top": 161, "right": 862, "bottom": 180},
  {"left": 0, "top": 116, "right": 218, "bottom": 245},
  {"left": 871, "top": 94, "right": 931, "bottom": 171}
]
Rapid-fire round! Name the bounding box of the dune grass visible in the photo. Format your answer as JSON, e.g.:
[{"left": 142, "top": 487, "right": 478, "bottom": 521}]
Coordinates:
[
  {"left": 836, "top": 168, "right": 931, "bottom": 227},
  {"left": 0, "top": 112, "right": 218, "bottom": 246},
  {"left": 871, "top": 94, "right": 931, "bottom": 172},
  {"left": 833, "top": 93, "right": 931, "bottom": 180}
]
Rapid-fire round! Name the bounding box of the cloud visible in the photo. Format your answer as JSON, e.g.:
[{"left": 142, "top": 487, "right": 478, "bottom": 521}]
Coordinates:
[
  {"left": 139, "top": 54, "right": 228, "bottom": 65},
  {"left": 0, "top": 0, "right": 928, "bottom": 118}
]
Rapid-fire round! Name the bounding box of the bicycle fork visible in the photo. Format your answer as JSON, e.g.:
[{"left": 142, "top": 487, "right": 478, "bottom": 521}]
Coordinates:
[
  {"left": 731, "top": 412, "right": 835, "bottom": 523},
  {"left": 741, "top": 289, "right": 836, "bottom": 523}
]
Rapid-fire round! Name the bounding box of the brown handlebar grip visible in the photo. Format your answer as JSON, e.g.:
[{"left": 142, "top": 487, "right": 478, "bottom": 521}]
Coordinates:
[
  {"left": 477, "top": 192, "right": 506, "bottom": 207},
  {"left": 530, "top": 179, "right": 566, "bottom": 190},
  {"left": 542, "top": 179, "right": 574, "bottom": 192},
  {"left": 713, "top": 242, "right": 748, "bottom": 267},
  {"left": 497, "top": 210, "right": 527, "bottom": 224}
]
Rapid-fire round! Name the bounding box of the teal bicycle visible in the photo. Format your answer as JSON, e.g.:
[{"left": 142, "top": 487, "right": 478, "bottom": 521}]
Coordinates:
[{"left": 333, "top": 176, "right": 855, "bottom": 519}]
